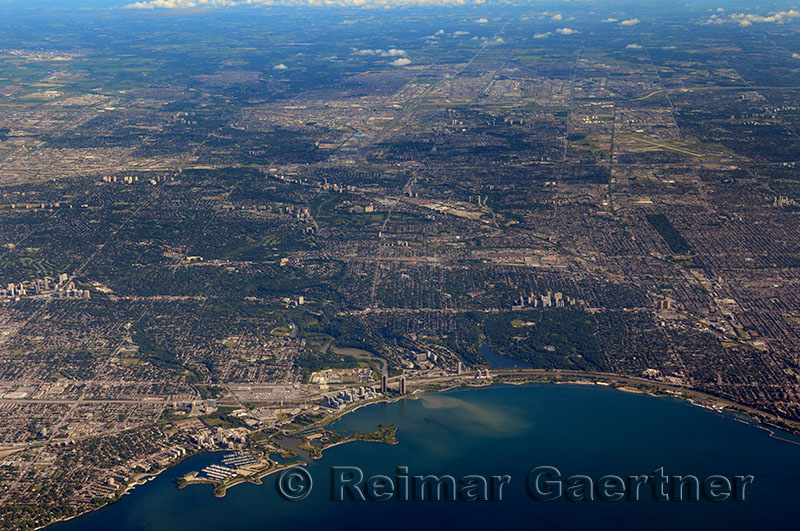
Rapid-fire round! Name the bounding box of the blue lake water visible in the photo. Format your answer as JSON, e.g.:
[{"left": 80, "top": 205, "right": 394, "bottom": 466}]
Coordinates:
[
  {"left": 50, "top": 384, "right": 800, "bottom": 531},
  {"left": 480, "top": 339, "right": 532, "bottom": 368}
]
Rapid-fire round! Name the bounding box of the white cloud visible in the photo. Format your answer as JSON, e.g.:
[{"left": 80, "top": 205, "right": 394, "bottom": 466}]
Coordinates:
[
  {"left": 534, "top": 32, "right": 552, "bottom": 39},
  {"left": 354, "top": 48, "right": 407, "bottom": 57},
  {"left": 475, "top": 18, "right": 488, "bottom": 24},
  {"left": 555, "top": 28, "right": 578, "bottom": 35},
  {"left": 126, "top": 0, "right": 237, "bottom": 8},
  {"left": 551, "top": 14, "right": 562, "bottom": 21},
  {"left": 126, "top": 0, "right": 491, "bottom": 8},
  {"left": 602, "top": 18, "right": 618, "bottom": 23},
  {"left": 793, "top": 53, "right": 800, "bottom": 59},
  {"left": 273, "top": 63, "right": 288, "bottom": 70},
  {"left": 435, "top": 29, "right": 445, "bottom": 35},
  {"left": 626, "top": 44, "right": 642, "bottom": 49},
  {"left": 620, "top": 18, "right": 640, "bottom": 26},
  {"left": 732, "top": 10, "right": 800, "bottom": 24},
  {"left": 390, "top": 57, "right": 412, "bottom": 67},
  {"left": 489, "top": 37, "right": 505, "bottom": 45},
  {"left": 453, "top": 30, "right": 470, "bottom": 36},
  {"left": 703, "top": 9, "right": 800, "bottom": 26}
]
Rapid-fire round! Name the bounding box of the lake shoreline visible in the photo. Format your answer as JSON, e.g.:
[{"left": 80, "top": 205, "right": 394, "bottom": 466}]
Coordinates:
[{"left": 40, "top": 376, "right": 800, "bottom": 530}]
